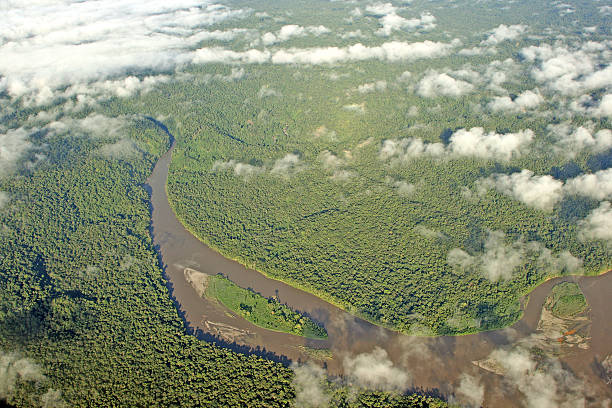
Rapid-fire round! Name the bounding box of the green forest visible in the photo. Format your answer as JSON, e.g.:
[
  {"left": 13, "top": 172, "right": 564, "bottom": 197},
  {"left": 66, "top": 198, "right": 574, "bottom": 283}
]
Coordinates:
[
  {"left": 0, "top": 0, "right": 610, "bottom": 405},
  {"left": 0, "top": 111, "right": 447, "bottom": 406},
  {"left": 161, "top": 59, "right": 610, "bottom": 335}
]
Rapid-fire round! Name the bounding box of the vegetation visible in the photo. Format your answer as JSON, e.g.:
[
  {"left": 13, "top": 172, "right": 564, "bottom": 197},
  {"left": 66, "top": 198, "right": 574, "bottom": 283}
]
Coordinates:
[
  {"left": 206, "top": 274, "right": 328, "bottom": 339},
  {"left": 546, "top": 282, "right": 588, "bottom": 318},
  {"left": 0, "top": 117, "right": 297, "bottom": 407},
  {"left": 0, "top": 0, "right": 610, "bottom": 405},
  {"left": 161, "top": 59, "right": 610, "bottom": 335}
]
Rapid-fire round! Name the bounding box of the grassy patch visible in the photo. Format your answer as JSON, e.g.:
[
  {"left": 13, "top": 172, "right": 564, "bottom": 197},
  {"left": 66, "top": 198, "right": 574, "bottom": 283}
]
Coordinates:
[
  {"left": 546, "top": 282, "right": 588, "bottom": 318},
  {"left": 206, "top": 274, "right": 327, "bottom": 339}
]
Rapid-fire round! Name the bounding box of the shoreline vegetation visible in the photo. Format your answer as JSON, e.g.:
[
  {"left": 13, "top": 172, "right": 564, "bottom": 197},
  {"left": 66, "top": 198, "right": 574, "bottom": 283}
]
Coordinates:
[
  {"left": 204, "top": 273, "right": 328, "bottom": 339},
  {"left": 166, "top": 176, "right": 611, "bottom": 338}
]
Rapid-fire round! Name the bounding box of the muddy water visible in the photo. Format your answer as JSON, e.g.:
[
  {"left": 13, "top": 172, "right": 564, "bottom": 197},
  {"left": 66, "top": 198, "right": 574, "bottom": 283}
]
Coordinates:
[{"left": 147, "top": 142, "right": 612, "bottom": 405}]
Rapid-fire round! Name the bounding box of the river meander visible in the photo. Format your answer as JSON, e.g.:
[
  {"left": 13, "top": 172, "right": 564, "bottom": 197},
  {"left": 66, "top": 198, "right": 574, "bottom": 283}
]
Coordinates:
[{"left": 147, "top": 137, "right": 612, "bottom": 406}]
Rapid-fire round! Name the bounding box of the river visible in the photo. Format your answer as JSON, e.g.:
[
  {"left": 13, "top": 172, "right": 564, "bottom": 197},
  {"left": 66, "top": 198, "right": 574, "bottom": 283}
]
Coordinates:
[{"left": 147, "top": 137, "right": 612, "bottom": 406}]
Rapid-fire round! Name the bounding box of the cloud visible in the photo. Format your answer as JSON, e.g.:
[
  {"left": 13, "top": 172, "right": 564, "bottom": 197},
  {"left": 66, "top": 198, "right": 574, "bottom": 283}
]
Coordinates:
[
  {"left": 448, "top": 231, "right": 524, "bottom": 281},
  {"left": 357, "top": 80, "right": 387, "bottom": 93},
  {"left": 320, "top": 150, "right": 344, "bottom": 169},
  {"left": 379, "top": 138, "right": 445, "bottom": 162},
  {"left": 271, "top": 153, "right": 302, "bottom": 176},
  {"left": 40, "top": 388, "right": 67, "bottom": 408},
  {"left": 477, "top": 170, "right": 564, "bottom": 211},
  {"left": 0, "top": 128, "right": 34, "bottom": 175},
  {"left": 416, "top": 70, "right": 474, "bottom": 97},
  {"left": 570, "top": 93, "right": 612, "bottom": 118},
  {"left": 365, "top": 2, "right": 397, "bottom": 16},
  {"left": 488, "top": 90, "right": 544, "bottom": 112},
  {"left": 342, "top": 103, "right": 365, "bottom": 114},
  {"left": 376, "top": 13, "right": 436, "bottom": 36},
  {"left": 448, "top": 128, "right": 533, "bottom": 161},
  {"left": 364, "top": 2, "right": 434, "bottom": 36},
  {"left": 482, "top": 24, "right": 527, "bottom": 45},
  {"left": 0, "top": 352, "right": 46, "bottom": 400},
  {"left": 343, "top": 347, "right": 410, "bottom": 392},
  {"left": 212, "top": 159, "right": 263, "bottom": 178},
  {"left": 257, "top": 85, "right": 281, "bottom": 98},
  {"left": 447, "top": 231, "right": 581, "bottom": 281},
  {"left": 379, "top": 128, "right": 533, "bottom": 163},
  {"left": 579, "top": 201, "right": 612, "bottom": 242},
  {"left": 479, "top": 167, "right": 612, "bottom": 212},
  {"left": 0, "top": 0, "right": 248, "bottom": 104},
  {"left": 98, "top": 139, "right": 140, "bottom": 160},
  {"left": 192, "top": 48, "right": 271, "bottom": 64},
  {"left": 47, "top": 114, "right": 126, "bottom": 138},
  {"left": 564, "top": 168, "right": 612, "bottom": 201},
  {"left": 453, "top": 374, "right": 484, "bottom": 407},
  {"left": 340, "top": 30, "right": 366, "bottom": 40},
  {"left": 0, "top": 192, "right": 8, "bottom": 209},
  {"left": 269, "top": 40, "right": 457, "bottom": 65},
  {"left": 291, "top": 362, "right": 330, "bottom": 408},
  {"left": 548, "top": 122, "right": 612, "bottom": 156},
  {"left": 193, "top": 40, "right": 457, "bottom": 66},
  {"left": 313, "top": 126, "right": 337, "bottom": 140},
  {"left": 261, "top": 24, "right": 330, "bottom": 45},
  {"left": 521, "top": 43, "right": 612, "bottom": 95},
  {"left": 392, "top": 180, "right": 415, "bottom": 196},
  {"left": 484, "top": 347, "right": 585, "bottom": 408}
]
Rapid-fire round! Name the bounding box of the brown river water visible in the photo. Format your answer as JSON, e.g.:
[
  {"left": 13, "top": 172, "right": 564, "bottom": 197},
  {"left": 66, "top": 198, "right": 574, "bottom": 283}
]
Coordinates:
[{"left": 147, "top": 140, "right": 612, "bottom": 406}]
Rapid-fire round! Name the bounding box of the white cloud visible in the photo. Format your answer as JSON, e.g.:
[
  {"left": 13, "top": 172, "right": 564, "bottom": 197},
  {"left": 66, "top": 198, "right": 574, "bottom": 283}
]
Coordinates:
[
  {"left": 0, "top": 128, "right": 34, "bottom": 175},
  {"left": 448, "top": 231, "right": 581, "bottom": 281},
  {"left": 261, "top": 24, "right": 330, "bottom": 45},
  {"left": 98, "top": 139, "right": 139, "bottom": 159},
  {"left": 269, "top": 40, "right": 457, "bottom": 65},
  {"left": 0, "top": 0, "right": 248, "bottom": 104},
  {"left": 257, "top": 85, "right": 280, "bottom": 98},
  {"left": 376, "top": 13, "right": 436, "bottom": 36},
  {"left": 365, "top": 3, "right": 397, "bottom": 16},
  {"left": 0, "top": 352, "right": 46, "bottom": 400},
  {"left": 565, "top": 168, "right": 612, "bottom": 201},
  {"left": 271, "top": 153, "right": 302, "bottom": 176},
  {"left": 488, "top": 90, "right": 544, "bottom": 112},
  {"left": 482, "top": 24, "right": 527, "bottom": 46},
  {"left": 478, "top": 170, "right": 564, "bottom": 211},
  {"left": 0, "top": 192, "right": 8, "bottom": 209},
  {"left": 364, "top": 2, "right": 434, "bottom": 36},
  {"left": 485, "top": 348, "right": 585, "bottom": 408},
  {"left": 579, "top": 201, "right": 612, "bottom": 242},
  {"left": 357, "top": 80, "right": 387, "bottom": 93},
  {"left": 448, "top": 128, "right": 533, "bottom": 161},
  {"left": 380, "top": 128, "right": 533, "bottom": 162},
  {"left": 391, "top": 180, "right": 415, "bottom": 196},
  {"left": 379, "top": 138, "right": 445, "bottom": 162},
  {"left": 342, "top": 103, "right": 366, "bottom": 114},
  {"left": 47, "top": 114, "right": 126, "bottom": 138},
  {"left": 521, "top": 43, "right": 612, "bottom": 95},
  {"left": 291, "top": 362, "right": 330, "bottom": 408},
  {"left": 479, "top": 167, "right": 612, "bottom": 210},
  {"left": 416, "top": 70, "right": 474, "bottom": 97},
  {"left": 193, "top": 40, "right": 458, "bottom": 66},
  {"left": 192, "top": 48, "right": 271, "bottom": 64},
  {"left": 320, "top": 150, "right": 344, "bottom": 169},
  {"left": 343, "top": 347, "right": 410, "bottom": 392},
  {"left": 212, "top": 160, "right": 263, "bottom": 178},
  {"left": 454, "top": 374, "right": 484, "bottom": 407},
  {"left": 548, "top": 122, "right": 612, "bottom": 156},
  {"left": 341, "top": 30, "right": 366, "bottom": 40},
  {"left": 592, "top": 94, "right": 612, "bottom": 117}
]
